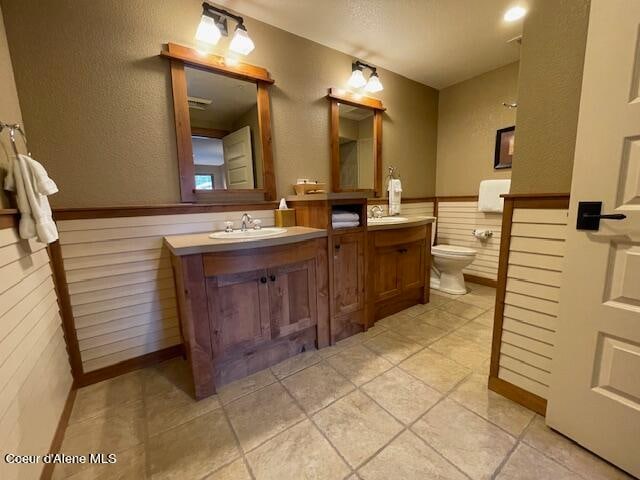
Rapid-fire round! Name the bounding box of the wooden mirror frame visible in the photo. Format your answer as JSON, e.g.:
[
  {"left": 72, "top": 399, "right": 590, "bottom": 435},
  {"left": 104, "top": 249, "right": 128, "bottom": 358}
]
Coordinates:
[
  {"left": 162, "top": 43, "right": 276, "bottom": 203},
  {"left": 327, "top": 88, "right": 385, "bottom": 197}
]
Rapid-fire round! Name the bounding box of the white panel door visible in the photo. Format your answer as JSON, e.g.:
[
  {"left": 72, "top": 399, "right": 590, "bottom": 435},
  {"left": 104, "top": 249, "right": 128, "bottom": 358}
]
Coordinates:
[
  {"left": 547, "top": 1, "right": 640, "bottom": 477},
  {"left": 223, "top": 126, "right": 255, "bottom": 189}
]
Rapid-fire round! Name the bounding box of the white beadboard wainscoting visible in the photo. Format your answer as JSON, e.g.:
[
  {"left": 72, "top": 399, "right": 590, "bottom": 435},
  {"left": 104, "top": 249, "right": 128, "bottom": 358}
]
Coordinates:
[
  {"left": 435, "top": 200, "right": 502, "bottom": 282},
  {"left": 0, "top": 221, "right": 73, "bottom": 480},
  {"left": 497, "top": 207, "right": 568, "bottom": 399},
  {"left": 56, "top": 210, "right": 275, "bottom": 373},
  {"left": 367, "top": 200, "right": 435, "bottom": 218}
]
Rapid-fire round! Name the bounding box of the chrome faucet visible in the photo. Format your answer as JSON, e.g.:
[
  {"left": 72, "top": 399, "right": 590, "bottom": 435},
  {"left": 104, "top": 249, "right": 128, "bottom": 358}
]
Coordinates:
[
  {"left": 370, "top": 205, "right": 384, "bottom": 219},
  {"left": 240, "top": 213, "right": 253, "bottom": 231}
]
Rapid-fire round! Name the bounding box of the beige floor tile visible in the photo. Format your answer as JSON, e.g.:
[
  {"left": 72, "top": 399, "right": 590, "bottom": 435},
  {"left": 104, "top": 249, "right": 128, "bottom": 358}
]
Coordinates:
[
  {"left": 62, "top": 444, "right": 146, "bottom": 480},
  {"left": 358, "top": 430, "right": 467, "bottom": 480},
  {"left": 399, "top": 303, "right": 437, "bottom": 317},
  {"left": 313, "top": 390, "right": 402, "bottom": 468},
  {"left": 453, "top": 321, "right": 494, "bottom": 345},
  {"left": 247, "top": 419, "right": 350, "bottom": 480},
  {"left": 440, "top": 300, "right": 486, "bottom": 320},
  {"left": 270, "top": 349, "right": 321, "bottom": 379},
  {"left": 474, "top": 309, "right": 495, "bottom": 327},
  {"left": 399, "top": 349, "right": 471, "bottom": 393},
  {"left": 418, "top": 309, "right": 469, "bottom": 332},
  {"left": 326, "top": 344, "right": 393, "bottom": 386},
  {"left": 145, "top": 387, "right": 221, "bottom": 436},
  {"left": 450, "top": 374, "right": 534, "bottom": 436},
  {"left": 431, "top": 290, "right": 460, "bottom": 300},
  {"left": 70, "top": 371, "right": 143, "bottom": 424},
  {"left": 318, "top": 332, "right": 365, "bottom": 358},
  {"left": 54, "top": 401, "right": 145, "bottom": 479},
  {"left": 203, "top": 459, "right": 251, "bottom": 480},
  {"left": 281, "top": 362, "right": 355, "bottom": 414},
  {"left": 217, "top": 368, "right": 277, "bottom": 405},
  {"left": 363, "top": 322, "right": 388, "bottom": 339},
  {"left": 363, "top": 331, "right": 423, "bottom": 364},
  {"left": 412, "top": 399, "right": 515, "bottom": 479},
  {"left": 522, "top": 416, "right": 632, "bottom": 480},
  {"left": 376, "top": 312, "right": 413, "bottom": 328},
  {"left": 383, "top": 315, "right": 449, "bottom": 346},
  {"left": 361, "top": 368, "right": 441, "bottom": 424},
  {"left": 143, "top": 357, "right": 192, "bottom": 398},
  {"left": 147, "top": 409, "right": 239, "bottom": 480},
  {"left": 225, "top": 382, "right": 305, "bottom": 452},
  {"left": 496, "top": 443, "right": 582, "bottom": 480},
  {"left": 456, "top": 292, "right": 496, "bottom": 310},
  {"left": 429, "top": 333, "right": 490, "bottom": 371}
]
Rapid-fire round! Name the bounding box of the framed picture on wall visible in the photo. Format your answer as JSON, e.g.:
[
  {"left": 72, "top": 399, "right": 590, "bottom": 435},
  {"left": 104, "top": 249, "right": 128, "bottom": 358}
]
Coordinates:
[{"left": 494, "top": 126, "right": 515, "bottom": 169}]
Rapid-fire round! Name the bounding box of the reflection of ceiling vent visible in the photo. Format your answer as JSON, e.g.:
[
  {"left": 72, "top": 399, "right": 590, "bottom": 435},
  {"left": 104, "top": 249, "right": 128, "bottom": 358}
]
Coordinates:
[{"left": 188, "top": 96, "right": 212, "bottom": 110}]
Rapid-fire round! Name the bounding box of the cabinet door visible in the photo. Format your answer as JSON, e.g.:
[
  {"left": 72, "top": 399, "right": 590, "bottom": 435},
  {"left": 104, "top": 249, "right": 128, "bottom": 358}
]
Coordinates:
[
  {"left": 333, "top": 232, "right": 365, "bottom": 315},
  {"left": 207, "top": 270, "right": 271, "bottom": 360},
  {"left": 268, "top": 259, "right": 318, "bottom": 339},
  {"left": 400, "top": 241, "right": 425, "bottom": 290},
  {"left": 373, "top": 245, "right": 402, "bottom": 301}
]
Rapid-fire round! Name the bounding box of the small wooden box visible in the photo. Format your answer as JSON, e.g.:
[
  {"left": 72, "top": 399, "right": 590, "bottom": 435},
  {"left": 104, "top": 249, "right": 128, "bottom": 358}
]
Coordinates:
[{"left": 274, "top": 209, "right": 296, "bottom": 227}]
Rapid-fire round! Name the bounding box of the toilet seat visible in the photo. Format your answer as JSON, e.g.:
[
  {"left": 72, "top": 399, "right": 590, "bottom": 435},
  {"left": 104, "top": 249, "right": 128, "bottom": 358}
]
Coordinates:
[{"left": 432, "top": 244, "right": 476, "bottom": 257}]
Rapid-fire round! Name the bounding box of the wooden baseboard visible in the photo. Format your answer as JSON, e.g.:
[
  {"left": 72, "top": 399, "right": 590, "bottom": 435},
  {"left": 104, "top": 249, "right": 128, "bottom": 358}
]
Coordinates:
[
  {"left": 464, "top": 274, "right": 497, "bottom": 288},
  {"left": 488, "top": 375, "right": 547, "bottom": 416},
  {"left": 77, "top": 344, "right": 184, "bottom": 387},
  {"left": 40, "top": 385, "right": 77, "bottom": 480}
]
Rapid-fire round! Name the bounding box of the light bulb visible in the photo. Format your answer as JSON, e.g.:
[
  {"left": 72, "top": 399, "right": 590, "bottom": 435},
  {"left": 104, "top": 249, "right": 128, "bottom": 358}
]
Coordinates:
[
  {"left": 365, "top": 72, "right": 383, "bottom": 93},
  {"left": 229, "top": 25, "right": 255, "bottom": 55},
  {"left": 195, "top": 15, "right": 222, "bottom": 46},
  {"left": 503, "top": 6, "right": 526, "bottom": 22},
  {"left": 348, "top": 68, "right": 366, "bottom": 89}
]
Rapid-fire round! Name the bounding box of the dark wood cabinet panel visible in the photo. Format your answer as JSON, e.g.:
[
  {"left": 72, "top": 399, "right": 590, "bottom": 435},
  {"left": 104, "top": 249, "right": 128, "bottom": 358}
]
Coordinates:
[
  {"left": 401, "top": 241, "right": 425, "bottom": 290},
  {"left": 373, "top": 245, "right": 402, "bottom": 302},
  {"left": 268, "top": 259, "right": 318, "bottom": 339},
  {"left": 333, "top": 232, "right": 365, "bottom": 315}
]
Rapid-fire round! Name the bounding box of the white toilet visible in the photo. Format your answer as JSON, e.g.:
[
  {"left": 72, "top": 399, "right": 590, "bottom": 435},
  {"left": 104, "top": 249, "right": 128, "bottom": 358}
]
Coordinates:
[{"left": 430, "top": 220, "right": 477, "bottom": 295}]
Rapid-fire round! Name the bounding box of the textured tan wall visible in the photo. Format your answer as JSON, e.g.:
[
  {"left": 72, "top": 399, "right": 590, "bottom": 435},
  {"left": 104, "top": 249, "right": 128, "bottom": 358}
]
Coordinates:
[
  {"left": 510, "top": 0, "right": 591, "bottom": 194},
  {"left": 1, "top": 0, "right": 438, "bottom": 207},
  {"left": 436, "top": 62, "right": 518, "bottom": 196},
  {"left": 0, "top": 3, "right": 21, "bottom": 209}
]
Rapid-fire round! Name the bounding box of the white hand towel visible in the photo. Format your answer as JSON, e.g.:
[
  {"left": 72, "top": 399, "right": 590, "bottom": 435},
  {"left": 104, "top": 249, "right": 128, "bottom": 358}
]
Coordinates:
[
  {"left": 332, "top": 211, "right": 360, "bottom": 222},
  {"left": 332, "top": 221, "right": 359, "bottom": 229},
  {"left": 4, "top": 154, "right": 59, "bottom": 244},
  {"left": 478, "top": 179, "right": 511, "bottom": 213},
  {"left": 388, "top": 179, "right": 402, "bottom": 215}
]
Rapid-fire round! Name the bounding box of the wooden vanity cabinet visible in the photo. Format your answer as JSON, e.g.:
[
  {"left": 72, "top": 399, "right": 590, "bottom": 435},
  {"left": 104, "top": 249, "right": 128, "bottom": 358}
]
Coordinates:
[
  {"left": 367, "top": 224, "right": 431, "bottom": 323},
  {"left": 172, "top": 238, "right": 329, "bottom": 399},
  {"left": 332, "top": 231, "right": 366, "bottom": 340}
]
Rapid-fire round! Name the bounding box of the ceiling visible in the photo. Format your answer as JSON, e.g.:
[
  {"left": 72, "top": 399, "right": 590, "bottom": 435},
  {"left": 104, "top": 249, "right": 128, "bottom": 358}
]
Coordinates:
[
  {"left": 215, "top": 0, "right": 527, "bottom": 89},
  {"left": 186, "top": 66, "right": 257, "bottom": 128}
]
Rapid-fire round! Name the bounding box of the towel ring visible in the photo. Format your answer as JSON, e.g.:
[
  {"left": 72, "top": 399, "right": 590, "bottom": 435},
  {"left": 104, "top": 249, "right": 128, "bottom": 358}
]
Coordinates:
[{"left": 0, "top": 122, "right": 31, "bottom": 157}]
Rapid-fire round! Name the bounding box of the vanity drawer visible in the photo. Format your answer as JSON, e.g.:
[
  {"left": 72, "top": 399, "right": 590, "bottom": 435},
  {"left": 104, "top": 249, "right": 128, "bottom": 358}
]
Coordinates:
[
  {"left": 373, "top": 225, "right": 427, "bottom": 247},
  {"left": 203, "top": 239, "right": 322, "bottom": 277}
]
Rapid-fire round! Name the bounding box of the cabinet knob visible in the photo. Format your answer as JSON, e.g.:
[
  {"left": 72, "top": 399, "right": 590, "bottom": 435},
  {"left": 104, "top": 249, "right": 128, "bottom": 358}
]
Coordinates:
[
  {"left": 269, "top": 274, "right": 276, "bottom": 282},
  {"left": 260, "top": 277, "right": 267, "bottom": 284},
  {"left": 335, "top": 244, "right": 341, "bottom": 250}
]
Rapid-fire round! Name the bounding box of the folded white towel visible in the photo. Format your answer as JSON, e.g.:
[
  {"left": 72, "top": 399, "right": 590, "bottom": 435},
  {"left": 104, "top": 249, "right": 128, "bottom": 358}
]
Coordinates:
[
  {"left": 478, "top": 179, "right": 511, "bottom": 213},
  {"left": 4, "top": 154, "right": 59, "bottom": 244},
  {"left": 388, "top": 179, "right": 402, "bottom": 215},
  {"left": 332, "top": 221, "right": 359, "bottom": 229},
  {"left": 332, "top": 211, "right": 360, "bottom": 222}
]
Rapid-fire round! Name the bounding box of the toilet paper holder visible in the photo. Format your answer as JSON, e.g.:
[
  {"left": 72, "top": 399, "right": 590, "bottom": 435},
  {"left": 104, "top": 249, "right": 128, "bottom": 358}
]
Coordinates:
[{"left": 472, "top": 229, "right": 493, "bottom": 240}]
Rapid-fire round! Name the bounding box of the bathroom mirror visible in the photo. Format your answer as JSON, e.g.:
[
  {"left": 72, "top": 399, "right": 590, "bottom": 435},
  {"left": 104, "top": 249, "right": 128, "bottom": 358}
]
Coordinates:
[
  {"left": 328, "top": 88, "right": 384, "bottom": 197},
  {"left": 164, "top": 43, "right": 276, "bottom": 202}
]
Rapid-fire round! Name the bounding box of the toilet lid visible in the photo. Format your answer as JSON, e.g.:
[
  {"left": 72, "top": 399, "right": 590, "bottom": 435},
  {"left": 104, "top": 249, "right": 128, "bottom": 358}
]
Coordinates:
[{"left": 432, "top": 244, "right": 476, "bottom": 256}]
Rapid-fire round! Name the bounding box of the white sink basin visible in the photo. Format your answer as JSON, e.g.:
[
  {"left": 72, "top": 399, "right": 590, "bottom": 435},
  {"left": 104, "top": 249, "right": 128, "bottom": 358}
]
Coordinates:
[
  {"left": 368, "top": 216, "right": 409, "bottom": 224},
  {"left": 209, "top": 227, "right": 287, "bottom": 240}
]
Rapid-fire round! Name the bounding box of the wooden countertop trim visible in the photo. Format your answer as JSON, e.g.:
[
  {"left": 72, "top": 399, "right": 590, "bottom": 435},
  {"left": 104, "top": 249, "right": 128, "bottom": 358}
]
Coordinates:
[
  {"left": 500, "top": 193, "right": 570, "bottom": 199},
  {"left": 164, "top": 226, "right": 328, "bottom": 256}
]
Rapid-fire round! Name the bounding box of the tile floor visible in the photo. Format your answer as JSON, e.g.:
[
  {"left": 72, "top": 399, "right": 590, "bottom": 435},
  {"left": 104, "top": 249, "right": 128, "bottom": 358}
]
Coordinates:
[{"left": 54, "top": 283, "right": 633, "bottom": 480}]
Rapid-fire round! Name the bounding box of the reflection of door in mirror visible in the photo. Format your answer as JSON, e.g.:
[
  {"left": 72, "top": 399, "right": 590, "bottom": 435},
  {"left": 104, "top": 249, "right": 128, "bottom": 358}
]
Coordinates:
[
  {"left": 338, "top": 104, "right": 374, "bottom": 190},
  {"left": 186, "top": 66, "right": 263, "bottom": 190}
]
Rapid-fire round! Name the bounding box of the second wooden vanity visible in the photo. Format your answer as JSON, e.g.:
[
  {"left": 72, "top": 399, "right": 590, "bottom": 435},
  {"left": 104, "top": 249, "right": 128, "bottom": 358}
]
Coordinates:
[{"left": 165, "top": 227, "right": 329, "bottom": 399}]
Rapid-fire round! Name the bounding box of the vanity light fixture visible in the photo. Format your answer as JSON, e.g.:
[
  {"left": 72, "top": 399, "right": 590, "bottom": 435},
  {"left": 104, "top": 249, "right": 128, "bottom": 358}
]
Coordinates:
[
  {"left": 195, "top": 2, "right": 255, "bottom": 55},
  {"left": 503, "top": 6, "right": 527, "bottom": 22},
  {"left": 347, "top": 60, "right": 384, "bottom": 93}
]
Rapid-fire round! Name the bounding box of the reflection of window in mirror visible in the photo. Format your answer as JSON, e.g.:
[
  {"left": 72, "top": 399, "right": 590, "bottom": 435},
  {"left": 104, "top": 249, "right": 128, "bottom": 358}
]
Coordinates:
[
  {"left": 186, "top": 66, "right": 263, "bottom": 190},
  {"left": 338, "top": 104, "right": 374, "bottom": 190}
]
